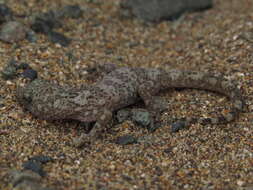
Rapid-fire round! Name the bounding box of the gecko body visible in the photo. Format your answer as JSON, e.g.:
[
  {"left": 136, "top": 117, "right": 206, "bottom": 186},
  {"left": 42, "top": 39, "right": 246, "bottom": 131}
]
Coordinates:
[{"left": 16, "top": 65, "right": 244, "bottom": 143}]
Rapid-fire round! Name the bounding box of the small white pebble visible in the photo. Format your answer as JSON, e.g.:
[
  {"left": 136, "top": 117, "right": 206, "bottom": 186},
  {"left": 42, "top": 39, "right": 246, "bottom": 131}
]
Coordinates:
[
  {"left": 124, "top": 160, "right": 132, "bottom": 166},
  {"left": 55, "top": 43, "right": 62, "bottom": 48},
  {"left": 233, "top": 35, "right": 239, "bottom": 40},
  {"left": 161, "top": 161, "right": 168, "bottom": 167},
  {"left": 74, "top": 160, "right": 80, "bottom": 165},
  {"left": 237, "top": 180, "right": 244, "bottom": 186},
  {"left": 109, "top": 164, "right": 116, "bottom": 170},
  {"left": 236, "top": 72, "right": 245, "bottom": 77},
  {"left": 6, "top": 80, "right": 14, "bottom": 85},
  {"left": 246, "top": 22, "right": 253, "bottom": 26}
]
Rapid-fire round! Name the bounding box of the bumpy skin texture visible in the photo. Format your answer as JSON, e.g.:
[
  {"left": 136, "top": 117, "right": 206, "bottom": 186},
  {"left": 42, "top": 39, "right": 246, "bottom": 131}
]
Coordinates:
[{"left": 16, "top": 65, "right": 244, "bottom": 144}]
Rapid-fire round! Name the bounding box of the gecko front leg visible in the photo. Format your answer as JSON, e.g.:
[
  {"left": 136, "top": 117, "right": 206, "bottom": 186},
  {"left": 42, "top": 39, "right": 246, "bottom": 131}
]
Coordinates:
[{"left": 73, "top": 108, "right": 113, "bottom": 147}]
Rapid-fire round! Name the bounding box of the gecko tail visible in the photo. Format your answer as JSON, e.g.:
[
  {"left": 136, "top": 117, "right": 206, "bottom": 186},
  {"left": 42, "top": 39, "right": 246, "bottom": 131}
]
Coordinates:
[
  {"left": 161, "top": 69, "right": 244, "bottom": 125},
  {"left": 187, "top": 108, "right": 239, "bottom": 125}
]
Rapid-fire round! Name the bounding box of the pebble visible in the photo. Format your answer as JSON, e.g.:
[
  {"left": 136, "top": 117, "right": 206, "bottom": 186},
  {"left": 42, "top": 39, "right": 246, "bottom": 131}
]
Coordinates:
[
  {"left": 22, "top": 155, "right": 54, "bottom": 177},
  {"left": 56, "top": 4, "right": 83, "bottom": 19},
  {"left": 31, "top": 11, "right": 62, "bottom": 34},
  {"left": 163, "top": 147, "right": 174, "bottom": 155},
  {"left": 16, "top": 62, "right": 30, "bottom": 70},
  {"left": 131, "top": 108, "right": 161, "bottom": 132},
  {"left": 116, "top": 135, "right": 137, "bottom": 145},
  {"left": 0, "top": 3, "right": 13, "bottom": 23},
  {"left": 47, "top": 31, "right": 71, "bottom": 47},
  {"left": 30, "top": 4, "right": 82, "bottom": 46},
  {"left": 10, "top": 170, "right": 53, "bottom": 190},
  {"left": 0, "top": 21, "right": 28, "bottom": 43},
  {"left": 116, "top": 109, "right": 131, "bottom": 123},
  {"left": 116, "top": 108, "right": 161, "bottom": 132},
  {"left": 131, "top": 109, "right": 151, "bottom": 127},
  {"left": 10, "top": 170, "right": 41, "bottom": 187},
  {"left": 1, "top": 63, "right": 17, "bottom": 79},
  {"left": 29, "top": 155, "right": 54, "bottom": 164},
  {"left": 26, "top": 30, "right": 37, "bottom": 43},
  {"left": 22, "top": 68, "right": 38, "bottom": 80},
  {"left": 22, "top": 160, "right": 46, "bottom": 177},
  {"left": 170, "top": 120, "right": 189, "bottom": 133},
  {"left": 1, "top": 60, "right": 37, "bottom": 80},
  {"left": 120, "top": 0, "right": 213, "bottom": 22},
  {"left": 1, "top": 59, "right": 18, "bottom": 80}
]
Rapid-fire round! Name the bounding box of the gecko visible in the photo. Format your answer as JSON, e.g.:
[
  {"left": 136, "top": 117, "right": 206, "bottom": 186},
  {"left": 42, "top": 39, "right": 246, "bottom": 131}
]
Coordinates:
[{"left": 16, "top": 64, "right": 244, "bottom": 146}]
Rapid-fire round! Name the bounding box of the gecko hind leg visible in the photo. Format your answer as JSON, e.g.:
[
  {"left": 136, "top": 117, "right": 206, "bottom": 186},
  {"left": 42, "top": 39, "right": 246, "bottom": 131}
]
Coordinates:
[
  {"left": 73, "top": 109, "right": 113, "bottom": 147},
  {"left": 137, "top": 82, "right": 169, "bottom": 113},
  {"left": 137, "top": 82, "right": 169, "bottom": 127}
]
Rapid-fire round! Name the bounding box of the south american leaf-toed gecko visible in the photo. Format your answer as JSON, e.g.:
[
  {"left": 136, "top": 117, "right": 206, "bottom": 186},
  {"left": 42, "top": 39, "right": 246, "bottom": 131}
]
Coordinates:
[{"left": 16, "top": 64, "right": 244, "bottom": 145}]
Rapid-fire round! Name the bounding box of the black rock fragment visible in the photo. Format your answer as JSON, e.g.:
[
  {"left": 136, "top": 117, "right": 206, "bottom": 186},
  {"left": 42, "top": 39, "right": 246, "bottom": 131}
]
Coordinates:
[
  {"left": 57, "top": 4, "right": 83, "bottom": 19},
  {"left": 30, "top": 4, "right": 82, "bottom": 46},
  {"left": 116, "top": 135, "right": 137, "bottom": 145},
  {"left": 47, "top": 31, "right": 71, "bottom": 46},
  {"left": 22, "top": 160, "right": 46, "bottom": 177},
  {"left": 16, "top": 62, "right": 30, "bottom": 70},
  {"left": 0, "top": 3, "right": 13, "bottom": 23},
  {"left": 31, "top": 11, "right": 62, "bottom": 34},
  {"left": 1, "top": 59, "right": 38, "bottom": 80},
  {"left": 29, "top": 155, "right": 54, "bottom": 164},
  {"left": 171, "top": 120, "right": 189, "bottom": 133},
  {"left": 22, "top": 155, "right": 54, "bottom": 177},
  {"left": 22, "top": 68, "right": 38, "bottom": 80}
]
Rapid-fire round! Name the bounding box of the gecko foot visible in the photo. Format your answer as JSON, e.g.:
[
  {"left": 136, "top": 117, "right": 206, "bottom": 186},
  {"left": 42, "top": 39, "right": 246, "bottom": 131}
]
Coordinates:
[
  {"left": 73, "top": 123, "right": 103, "bottom": 148},
  {"left": 73, "top": 133, "right": 92, "bottom": 148},
  {"left": 146, "top": 96, "right": 169, "bottom": 113}
]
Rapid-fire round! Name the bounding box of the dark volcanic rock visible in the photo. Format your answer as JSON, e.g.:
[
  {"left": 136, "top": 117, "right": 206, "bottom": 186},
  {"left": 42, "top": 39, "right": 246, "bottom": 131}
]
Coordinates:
[
  {"left": 31, "top": 11, "right": 62, "bottom": 34},
  {"left": 0, "top": 3, "right": 13, "bottom": 23},
  {"left": 30, "top": 5, "right": 81, "bottom": 46},
  {"left": 47, "top": 31, "right": 71, "bottom": 46},
  {"left": 171, "top": 120, "right": 189, "bottom": 133},
  {"left": 116, "top": 135, "right": 137, "bottom": 145},
  {"left": 22, "top": 155, "right": 54, "bottom": 177},
  {"left": 29, "top": 155, "right": 54, "bottom": 164},
  {"left": 56, "top": 4, "right": 83, "bottom": 19},
  {"left": 22, "top": 68, "right": 38, "bottom": 80},
  {"left": 22, "top": 160, "right": 46, "bottom": 177},
  {"left": 120, "top": 0, "right": 212, "bottom": 22}
]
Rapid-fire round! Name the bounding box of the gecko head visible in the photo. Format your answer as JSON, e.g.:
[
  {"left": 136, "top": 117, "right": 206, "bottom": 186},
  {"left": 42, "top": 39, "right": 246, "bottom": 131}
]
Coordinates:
[
  {"left": 17, "top": 79, "right": 106, "bottom": 122},
  {"left": 16, "top": 79, "right": 62, "bottom": 120},
  {"left": 16, "top": 79, "right": 43, "bottom": 108}
]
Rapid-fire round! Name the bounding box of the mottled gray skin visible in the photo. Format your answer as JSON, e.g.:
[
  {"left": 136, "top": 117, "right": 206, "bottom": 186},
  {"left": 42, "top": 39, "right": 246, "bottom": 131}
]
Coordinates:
[{"left": 16, "top": 65, "right": 244, "bottom": 144}]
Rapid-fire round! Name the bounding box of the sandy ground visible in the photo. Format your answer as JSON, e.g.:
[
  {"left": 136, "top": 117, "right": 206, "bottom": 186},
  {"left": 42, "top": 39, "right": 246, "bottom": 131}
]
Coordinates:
[{"left": 0, "top": 0, "right": 252, "bottom": 189}]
